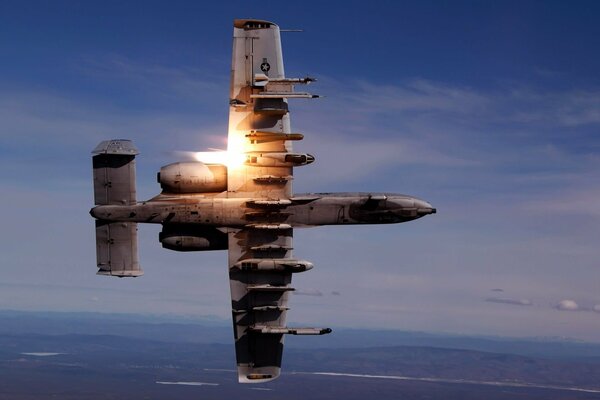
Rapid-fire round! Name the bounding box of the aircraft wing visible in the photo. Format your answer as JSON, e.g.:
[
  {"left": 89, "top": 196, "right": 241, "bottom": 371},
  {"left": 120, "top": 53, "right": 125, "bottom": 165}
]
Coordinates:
[
  {"left": 226, "top": 19, "right": 326, "bottom": 383},
  {"left": 228, "top": 227, "right": 330, "bottom": 383},
  {"left": 227, "top": 19, "right": 315, "bottom": 200},
  {"left": 228, "top": 227, "right": 292, "bottom": 382}
]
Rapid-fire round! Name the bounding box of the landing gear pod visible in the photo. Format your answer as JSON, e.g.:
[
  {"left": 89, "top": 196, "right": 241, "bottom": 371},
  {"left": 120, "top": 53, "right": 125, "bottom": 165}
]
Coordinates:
[{"left": 159, "top": 225, "right": 228, "bottom": 252}]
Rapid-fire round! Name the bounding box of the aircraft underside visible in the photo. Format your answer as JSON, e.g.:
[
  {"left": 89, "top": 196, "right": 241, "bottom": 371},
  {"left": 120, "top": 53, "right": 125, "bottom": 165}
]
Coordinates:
[{"left": 89, "top": 19, "right": 435, "bottom": 383}]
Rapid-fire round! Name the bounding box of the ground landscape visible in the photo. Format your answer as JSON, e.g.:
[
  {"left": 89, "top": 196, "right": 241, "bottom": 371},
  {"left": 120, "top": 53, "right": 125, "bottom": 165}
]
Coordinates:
[{"left": 1, "top": 311, "right": 600, "bottom": 400}]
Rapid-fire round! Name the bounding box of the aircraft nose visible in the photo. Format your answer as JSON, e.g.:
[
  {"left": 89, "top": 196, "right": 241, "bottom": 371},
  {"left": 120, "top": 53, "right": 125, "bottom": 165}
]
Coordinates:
[{"left": 414, "top": 199, "right": 436, "bottom": 215}]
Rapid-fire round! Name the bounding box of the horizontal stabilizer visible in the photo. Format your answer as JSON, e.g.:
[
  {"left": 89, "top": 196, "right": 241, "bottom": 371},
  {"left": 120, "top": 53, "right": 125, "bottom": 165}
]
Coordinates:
[
  {"left": 95, "top": 220, "right": 142, "bottom": 277},
  {"left": 92, "top": 140, "right": 141, "bottom": 277},
  {"left": 92, "top": 140, "right": 139, "bottom": 206}
]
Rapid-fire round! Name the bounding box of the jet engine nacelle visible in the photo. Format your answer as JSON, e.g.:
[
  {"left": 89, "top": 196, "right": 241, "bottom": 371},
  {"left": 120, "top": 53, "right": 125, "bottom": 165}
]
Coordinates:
[
  {"left": 159, "top": 225, "right": 228, "bottom": 252},
  {"left": 158, "top": 162, "right": 227, "bottom": 193}
]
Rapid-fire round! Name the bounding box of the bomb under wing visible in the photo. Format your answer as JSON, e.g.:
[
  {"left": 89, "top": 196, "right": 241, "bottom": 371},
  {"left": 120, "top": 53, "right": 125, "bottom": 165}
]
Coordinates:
[{"left": 89, "top": 19, "right": 436, "bottom": 383}]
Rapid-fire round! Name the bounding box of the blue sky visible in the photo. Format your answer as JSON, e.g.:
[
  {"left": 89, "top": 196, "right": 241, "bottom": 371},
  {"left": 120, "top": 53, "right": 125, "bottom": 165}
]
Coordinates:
[{"left": 1, "top": 1, "right": 600, "bottom": 341}]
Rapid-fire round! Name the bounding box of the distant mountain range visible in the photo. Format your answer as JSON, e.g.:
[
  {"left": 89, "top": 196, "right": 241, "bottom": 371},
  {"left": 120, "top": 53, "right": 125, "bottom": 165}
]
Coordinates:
[
  {"left": 2, "top": 310, "right": 600, "bottom": 399},
  {"left": 2, "top": 309, "right": 600, "bottom": 359}
]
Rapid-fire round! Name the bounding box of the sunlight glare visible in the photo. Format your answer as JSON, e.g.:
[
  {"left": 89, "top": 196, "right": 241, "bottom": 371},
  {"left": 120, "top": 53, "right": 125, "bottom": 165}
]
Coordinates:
[{"left": 193, "top": 133, "right": 247, "bottom": 169}]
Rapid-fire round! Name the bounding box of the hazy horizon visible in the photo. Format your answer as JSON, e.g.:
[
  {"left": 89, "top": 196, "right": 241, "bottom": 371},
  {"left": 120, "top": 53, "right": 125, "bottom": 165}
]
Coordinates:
[{"left": 1, "top": 1, "right": 599, "bottom": 341}]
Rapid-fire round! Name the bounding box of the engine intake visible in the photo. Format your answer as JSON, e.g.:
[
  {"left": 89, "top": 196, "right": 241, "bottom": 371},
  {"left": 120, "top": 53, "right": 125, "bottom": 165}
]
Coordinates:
[{"left": 158, "top": 162, "right": 227, "bottom": 194}]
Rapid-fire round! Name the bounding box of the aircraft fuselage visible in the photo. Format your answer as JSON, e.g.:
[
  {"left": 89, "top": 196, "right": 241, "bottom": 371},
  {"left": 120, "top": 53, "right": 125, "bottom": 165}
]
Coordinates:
[{"left": 90, "top": 192, "right": 436, "bottom": 228}]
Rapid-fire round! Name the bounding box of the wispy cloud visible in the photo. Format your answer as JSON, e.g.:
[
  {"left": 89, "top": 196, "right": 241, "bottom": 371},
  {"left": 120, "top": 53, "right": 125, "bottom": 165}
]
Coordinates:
[
  {"left": 294, "top": 77, "right": 600, "bottom": 196},
  {"left": 0, "top": 55, "right": 231, "bottom": 167},
  {"left": 77, "top": 54, "right": 228, "bottom": 104},
  {"left": 293, "top": 289, "right": 323, "bottom": 297},
  {"left": 155, "top": 381, "right": 218, "bottom": 386},
  {"left": 554, "top": 91, "right": 600, "bottom": 127},
  {"left": 556, "top": 299, "right": 580, "bottom": 311},
  {"left": 485, "top": 297, "right": 532, "bottom": 306},
  {"left": 522, "top": 187, "right": 600, "bottom": 219},
  {"left": 294, "top": 372, "right": 600, "bottom": 394},
  {"left": 554, "top": 300, "right": 600, "bottom": 314},
  {"left": 0, "top": 86, "right": 227, "bottom": 190},
  {"left": 350, "top": 79, "right": 490, "bottom": 115},
  {"left": 292, "top": 289, "right": 342, "bottom": 297}
]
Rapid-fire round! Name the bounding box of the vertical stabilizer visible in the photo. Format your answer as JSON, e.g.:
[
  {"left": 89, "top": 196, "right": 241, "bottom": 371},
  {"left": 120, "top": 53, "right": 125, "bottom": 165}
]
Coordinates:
[{"left": 91, "top": 140, "right": 142, "bottom": 277}]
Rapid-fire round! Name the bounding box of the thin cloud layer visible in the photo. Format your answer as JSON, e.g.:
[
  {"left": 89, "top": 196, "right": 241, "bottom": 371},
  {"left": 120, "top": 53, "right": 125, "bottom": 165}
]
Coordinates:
[
  {"left": 293, "top": 289, "right": 324, "bottom": 297},
  {"left": 77, "top": 54, "right": 228, "bottom": 105},
  {"left": 294, "top": 78, "right": 600, "bottom": 200},
  {"left": 485, "top": 297, "right": 532, "bottom": 306},
  {"left": 350, "top": 79, "right": 490, "bottom": 115}
]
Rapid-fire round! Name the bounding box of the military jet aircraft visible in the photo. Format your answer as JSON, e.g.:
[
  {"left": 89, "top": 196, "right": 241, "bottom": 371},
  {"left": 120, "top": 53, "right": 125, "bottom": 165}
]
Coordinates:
[{"left": 90, "top": 19, "right": 436, "bottom": 383}]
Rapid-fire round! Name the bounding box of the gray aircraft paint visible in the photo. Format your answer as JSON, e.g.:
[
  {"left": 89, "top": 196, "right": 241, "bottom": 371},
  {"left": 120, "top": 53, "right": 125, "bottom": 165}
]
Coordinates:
[{"left": 89, "top": 19, "right": 435, "bottom": 383}]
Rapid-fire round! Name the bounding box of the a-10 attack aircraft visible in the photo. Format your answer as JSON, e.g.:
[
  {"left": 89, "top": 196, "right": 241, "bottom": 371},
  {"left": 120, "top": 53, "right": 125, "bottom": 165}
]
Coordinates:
[{"left": 90, "top": 19, "right": 436, "bottom": 383}]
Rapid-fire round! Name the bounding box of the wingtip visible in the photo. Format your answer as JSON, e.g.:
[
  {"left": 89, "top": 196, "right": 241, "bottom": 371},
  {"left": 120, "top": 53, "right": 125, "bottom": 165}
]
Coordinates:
[
  {"left": 237, "top": 366, "right": 280, "bottom": 383},
  {"left": 234, "top": 19, "right": 278, "bottom": 29}
]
